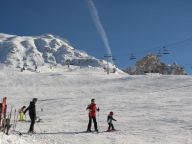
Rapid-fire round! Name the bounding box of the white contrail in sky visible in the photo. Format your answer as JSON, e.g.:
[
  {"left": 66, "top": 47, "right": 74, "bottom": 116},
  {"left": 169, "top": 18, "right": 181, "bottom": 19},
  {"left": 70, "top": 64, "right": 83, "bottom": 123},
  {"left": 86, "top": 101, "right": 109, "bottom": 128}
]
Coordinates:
[{"left": 86, "top": 0, "right": 112, "bottom": 57}]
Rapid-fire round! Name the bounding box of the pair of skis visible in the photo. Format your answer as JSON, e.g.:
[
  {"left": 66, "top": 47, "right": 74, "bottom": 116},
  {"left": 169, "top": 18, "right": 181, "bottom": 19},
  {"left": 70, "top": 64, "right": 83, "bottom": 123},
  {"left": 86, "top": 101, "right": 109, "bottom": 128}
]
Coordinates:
[
  {"left": 3, "top": 105, "right": 13, "bottom": 135},
  {"left": 0, "top": 97, "right": 11, "bottom": 135},
  {"left": 0, "top": 96, "right": 19, "bottom": 135},
  {"left": 77, "top": 129, "right": 119, "bottom": 134}
]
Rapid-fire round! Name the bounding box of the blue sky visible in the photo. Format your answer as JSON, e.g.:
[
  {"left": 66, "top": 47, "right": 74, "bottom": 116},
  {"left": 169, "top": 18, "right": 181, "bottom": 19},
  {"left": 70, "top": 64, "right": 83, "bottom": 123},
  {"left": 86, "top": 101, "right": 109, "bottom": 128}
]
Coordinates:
[{"left": 1, "top": 0, "right": 192, "bottom": 73}]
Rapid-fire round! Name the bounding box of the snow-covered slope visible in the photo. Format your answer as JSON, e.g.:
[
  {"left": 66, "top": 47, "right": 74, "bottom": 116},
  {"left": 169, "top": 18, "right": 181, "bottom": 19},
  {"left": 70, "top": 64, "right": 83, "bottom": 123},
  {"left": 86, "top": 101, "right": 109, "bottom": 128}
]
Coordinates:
[
  {"left": 0, "top": 33, "right": 115, "bottom": 71},
  {"left": 0, "top": 68, "right": 192, "bottom": 144}
]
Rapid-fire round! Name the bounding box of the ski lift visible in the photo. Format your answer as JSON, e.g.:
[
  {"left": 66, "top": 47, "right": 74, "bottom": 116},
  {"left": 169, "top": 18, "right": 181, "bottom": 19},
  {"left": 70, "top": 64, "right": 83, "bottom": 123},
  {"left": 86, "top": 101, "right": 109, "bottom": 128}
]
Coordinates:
[
  {"left": 129, "top": 53, "right": 136, "bottom": 60},
  {"left": 157, "top": 50, "right": 162, "bottom": 57},
  {"left": 112, "top": 56, "right": 116, "bottom": 61},
  {"left": 103, "top": 54, "right": 114, "bottom": 61},
  {"left": 162, "top": 47, "right": 170, "bottom": 55},
  {"left": 104, "top": 54, "right": 112, "bottom": 58}
]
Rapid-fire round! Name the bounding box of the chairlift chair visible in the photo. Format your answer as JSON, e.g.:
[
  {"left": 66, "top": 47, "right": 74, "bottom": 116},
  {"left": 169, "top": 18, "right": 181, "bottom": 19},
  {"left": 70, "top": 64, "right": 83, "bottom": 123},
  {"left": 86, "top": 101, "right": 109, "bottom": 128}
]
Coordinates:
[
  {"left": 129, "top": 53, "right": 136, "bottom": 60},
  {"left": 162, "top": 47, "right": 170, "bottom": 55},
  {"left": 157, "top": 50, "right": 162, "bottom": 57},
  {"left": 112, "top": 56, "right": 116, "bottom": 61}
]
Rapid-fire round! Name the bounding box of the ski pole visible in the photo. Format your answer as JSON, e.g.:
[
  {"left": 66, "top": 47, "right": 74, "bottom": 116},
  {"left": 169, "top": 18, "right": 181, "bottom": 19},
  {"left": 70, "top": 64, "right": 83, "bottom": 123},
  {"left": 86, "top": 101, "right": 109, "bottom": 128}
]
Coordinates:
[
  {"left": 13, "top": 109, "right": 16, "bottom": 130},
  {"left": 36, "top": 122, "right": 42, "bottom": 133},
  {"left": 97, "top": 110, "right": 100, "bottom": 131},
  {"left": 14, "top": 112, "right": 19, "bottom": 131}
]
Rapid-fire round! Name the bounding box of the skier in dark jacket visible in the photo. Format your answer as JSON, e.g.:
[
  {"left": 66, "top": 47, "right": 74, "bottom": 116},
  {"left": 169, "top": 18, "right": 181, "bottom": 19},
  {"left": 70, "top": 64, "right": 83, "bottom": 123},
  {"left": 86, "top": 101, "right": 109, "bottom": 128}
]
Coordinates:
[
  {"left": 107, "top": 111, "right": 117, "bottom": 131},
  {"left": 86, "top": 99, "right": 99, "bottom": 132},
  {"left": 24, "top": 98, "right": 37, "bottom": 133}
]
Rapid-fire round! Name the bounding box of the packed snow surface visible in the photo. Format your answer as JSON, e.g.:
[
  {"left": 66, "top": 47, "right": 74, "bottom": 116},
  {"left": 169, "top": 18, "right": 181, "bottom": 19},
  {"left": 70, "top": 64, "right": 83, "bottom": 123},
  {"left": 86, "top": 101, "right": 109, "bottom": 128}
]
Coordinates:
[{"left": 0, "top": 66, "right": 192, "bottom": 144}]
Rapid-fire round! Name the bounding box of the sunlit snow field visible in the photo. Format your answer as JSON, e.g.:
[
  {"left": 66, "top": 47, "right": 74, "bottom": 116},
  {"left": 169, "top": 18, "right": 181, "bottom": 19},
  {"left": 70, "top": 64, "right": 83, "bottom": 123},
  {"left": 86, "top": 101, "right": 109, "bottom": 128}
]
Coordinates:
[{"left": 1, "top": 66, "right": 192, "bottom": 144}]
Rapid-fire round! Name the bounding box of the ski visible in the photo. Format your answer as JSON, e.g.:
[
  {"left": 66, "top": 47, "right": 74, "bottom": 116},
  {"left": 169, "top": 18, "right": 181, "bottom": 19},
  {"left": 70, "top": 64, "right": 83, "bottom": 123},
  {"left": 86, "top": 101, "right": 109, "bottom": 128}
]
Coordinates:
[
  {"left": 73, "top": 130, "right": 100, "bottom": 134},
  {"left": 102, "top": 129, "right": 120, "bottom": 133}
]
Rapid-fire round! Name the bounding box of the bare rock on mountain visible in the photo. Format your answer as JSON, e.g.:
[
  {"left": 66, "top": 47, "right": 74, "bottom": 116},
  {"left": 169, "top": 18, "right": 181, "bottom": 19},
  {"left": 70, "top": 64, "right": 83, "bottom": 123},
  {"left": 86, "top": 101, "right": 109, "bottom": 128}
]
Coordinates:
[{"left": 124, "top": 54, "right": 186, "bottom": 75}]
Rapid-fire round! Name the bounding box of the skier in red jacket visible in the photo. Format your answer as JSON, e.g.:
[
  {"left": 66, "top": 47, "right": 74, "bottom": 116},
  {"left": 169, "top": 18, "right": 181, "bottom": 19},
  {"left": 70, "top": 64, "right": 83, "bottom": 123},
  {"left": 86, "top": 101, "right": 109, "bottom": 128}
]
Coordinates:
[{"left": 86, "top": 99, "right": 99, "bottom": 132}]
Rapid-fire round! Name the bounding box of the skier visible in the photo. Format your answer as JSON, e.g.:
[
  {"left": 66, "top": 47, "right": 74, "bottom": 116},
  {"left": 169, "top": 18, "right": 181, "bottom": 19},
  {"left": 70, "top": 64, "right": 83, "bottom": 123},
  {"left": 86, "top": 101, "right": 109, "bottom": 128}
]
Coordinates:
[
  {"left": 107, "top": 111, "right": 117, "bottom": 131},
  {"left": 18, "top": 106, "right": 26, "bottom": 121},
  {"left": 21, "top": 67, "right": 25, "bottom": 72},
  {"left": 24, "top": 98, "right": 37, "bottom": 133},
  {"left": 86, "top": 98, "right": 99, "bottom": 132},
  {"left": 35, "top": 65, "right": 37, "bottom": 72}
]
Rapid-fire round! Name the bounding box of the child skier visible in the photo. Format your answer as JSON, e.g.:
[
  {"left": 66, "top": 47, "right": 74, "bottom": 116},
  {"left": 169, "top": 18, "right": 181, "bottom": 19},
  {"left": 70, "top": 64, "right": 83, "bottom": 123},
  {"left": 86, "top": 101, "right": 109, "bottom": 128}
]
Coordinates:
[
  {"left": 107, "top": 111, "right": 117, "bottom": 131},
  {"left": 18, "top": 106, "right": 26, "bottom": 121}
]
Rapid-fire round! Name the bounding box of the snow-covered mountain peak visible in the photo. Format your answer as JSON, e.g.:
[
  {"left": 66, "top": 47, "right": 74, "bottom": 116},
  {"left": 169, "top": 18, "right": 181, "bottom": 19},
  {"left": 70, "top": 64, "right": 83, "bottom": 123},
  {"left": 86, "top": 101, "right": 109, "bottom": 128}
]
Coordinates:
[{"left": 0, "top": 33, "right": 115, "bottom": 71}]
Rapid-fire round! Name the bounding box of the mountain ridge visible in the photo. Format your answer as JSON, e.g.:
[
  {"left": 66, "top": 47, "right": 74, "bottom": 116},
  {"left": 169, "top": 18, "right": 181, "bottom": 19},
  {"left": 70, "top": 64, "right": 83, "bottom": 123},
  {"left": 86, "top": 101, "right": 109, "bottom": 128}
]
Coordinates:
[{"left": 0, "top": 33, "right": 115, "bottom": 71}]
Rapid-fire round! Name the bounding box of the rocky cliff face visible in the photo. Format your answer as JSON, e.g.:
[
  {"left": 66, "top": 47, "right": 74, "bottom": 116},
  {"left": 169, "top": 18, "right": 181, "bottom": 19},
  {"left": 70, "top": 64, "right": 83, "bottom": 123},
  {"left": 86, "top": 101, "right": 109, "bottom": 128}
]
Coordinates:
[{"left": 124, "top": 54, "right": 186, "bottom": 75}]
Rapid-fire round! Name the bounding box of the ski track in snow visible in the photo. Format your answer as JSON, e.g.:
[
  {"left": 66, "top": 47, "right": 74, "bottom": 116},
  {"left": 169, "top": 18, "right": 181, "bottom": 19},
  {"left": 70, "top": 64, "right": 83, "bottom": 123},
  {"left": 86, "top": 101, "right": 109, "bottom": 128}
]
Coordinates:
[{"left": 0, "top": 67, "right": 192, "bottom": 144}]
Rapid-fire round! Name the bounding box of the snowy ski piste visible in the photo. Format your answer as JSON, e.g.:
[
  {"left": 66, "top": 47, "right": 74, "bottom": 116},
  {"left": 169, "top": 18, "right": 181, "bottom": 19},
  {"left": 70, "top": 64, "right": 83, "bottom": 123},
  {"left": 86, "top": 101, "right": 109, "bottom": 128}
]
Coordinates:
[{"left": 0, "top": 66, "right": 192, "bottom": 144}]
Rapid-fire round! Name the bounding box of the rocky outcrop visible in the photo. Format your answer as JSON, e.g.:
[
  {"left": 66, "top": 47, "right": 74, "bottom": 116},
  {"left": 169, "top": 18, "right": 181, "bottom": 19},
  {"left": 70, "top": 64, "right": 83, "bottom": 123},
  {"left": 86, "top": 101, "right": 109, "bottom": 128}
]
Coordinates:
[{"left": 124, "top": 54, "right": 186, "bottom": 75}]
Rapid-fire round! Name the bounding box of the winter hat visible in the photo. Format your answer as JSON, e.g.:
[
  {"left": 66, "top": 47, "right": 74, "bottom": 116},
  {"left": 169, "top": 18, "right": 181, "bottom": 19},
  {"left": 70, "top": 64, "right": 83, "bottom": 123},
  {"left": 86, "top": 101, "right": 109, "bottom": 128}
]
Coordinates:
[
  {"left": 91, "top": 99, "right": 95, "bottom": 102},
  {"left": 33, "top": 98, "right": 38, "bottom": 102}
]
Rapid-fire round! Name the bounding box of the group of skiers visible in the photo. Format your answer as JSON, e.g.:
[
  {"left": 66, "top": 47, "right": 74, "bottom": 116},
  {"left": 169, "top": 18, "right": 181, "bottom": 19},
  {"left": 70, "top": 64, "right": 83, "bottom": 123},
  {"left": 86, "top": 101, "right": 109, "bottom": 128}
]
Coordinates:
[{"left": 1, "top": 97, "right": 117, "bottom": 134}]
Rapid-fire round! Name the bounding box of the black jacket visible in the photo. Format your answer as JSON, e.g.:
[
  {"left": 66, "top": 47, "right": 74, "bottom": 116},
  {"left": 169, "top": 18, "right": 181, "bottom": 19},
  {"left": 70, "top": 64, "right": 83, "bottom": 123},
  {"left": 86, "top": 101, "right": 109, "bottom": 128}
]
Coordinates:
[
  {"left": 24, "top": 101, "right": 36, "bottom": 119},
  {"left": 107, "top": 115, "right": 116, "bottom": 124}
]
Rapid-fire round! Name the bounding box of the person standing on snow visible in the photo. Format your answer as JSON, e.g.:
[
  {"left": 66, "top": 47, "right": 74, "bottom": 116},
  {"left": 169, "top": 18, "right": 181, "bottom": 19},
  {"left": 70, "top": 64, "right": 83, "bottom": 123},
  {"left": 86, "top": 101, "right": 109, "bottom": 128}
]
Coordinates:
[
  {"left": 107, "top": 111, "right": 117, "bottom": 131},
  {"left": 24, "top": 98, "right": 37, "bottom": 133},
  {"left": 86, "top": 98, "right": 99, "bottom": 132},
  {"left": 18, "top": 106, "right": 26, "bottom": 121}
]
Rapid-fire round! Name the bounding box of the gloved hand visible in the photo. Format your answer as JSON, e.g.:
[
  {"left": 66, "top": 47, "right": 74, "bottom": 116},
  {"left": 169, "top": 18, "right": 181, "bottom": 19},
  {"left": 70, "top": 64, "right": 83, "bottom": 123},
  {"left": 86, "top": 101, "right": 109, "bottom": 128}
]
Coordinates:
[{"left": 97, "top": 107, "right": 100, "bottom": 112}]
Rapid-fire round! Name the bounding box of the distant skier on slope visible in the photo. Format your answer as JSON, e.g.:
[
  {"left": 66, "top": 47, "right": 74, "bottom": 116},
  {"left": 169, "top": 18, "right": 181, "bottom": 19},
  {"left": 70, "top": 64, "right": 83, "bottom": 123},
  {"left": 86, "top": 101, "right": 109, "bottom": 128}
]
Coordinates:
[
  {"left": 107, "top": 111, "right": 117, "bottom": 131},
  {"left": 86, "top": 98, "right": 99, "bottom": 132},
  {"left": 24, "top": 98, "right": 37, "bottom": 133}
]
